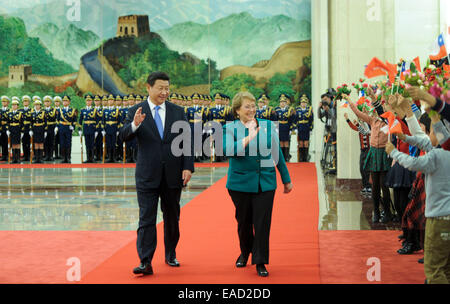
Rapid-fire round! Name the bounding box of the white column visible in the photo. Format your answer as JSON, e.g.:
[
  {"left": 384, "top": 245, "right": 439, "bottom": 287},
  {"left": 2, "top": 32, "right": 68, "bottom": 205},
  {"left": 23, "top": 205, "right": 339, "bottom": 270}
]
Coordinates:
[{"left": 311, "top": 0, "right": 329, "bottom": 165}]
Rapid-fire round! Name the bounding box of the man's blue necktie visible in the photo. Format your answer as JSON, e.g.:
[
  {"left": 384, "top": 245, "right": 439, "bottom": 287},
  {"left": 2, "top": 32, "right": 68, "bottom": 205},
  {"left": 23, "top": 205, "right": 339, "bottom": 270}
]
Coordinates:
[{"left": 154, "top": 105, "right": 164, "bottom": 139}]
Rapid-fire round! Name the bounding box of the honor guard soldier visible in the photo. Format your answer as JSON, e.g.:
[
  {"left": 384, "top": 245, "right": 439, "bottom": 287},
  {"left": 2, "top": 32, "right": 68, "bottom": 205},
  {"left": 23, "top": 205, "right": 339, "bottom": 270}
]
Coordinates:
[
  {"left": 169, "top": 93, "right": 177, "bottom": 105},
  {"left": 93, "top": 95, "right": 104, "bottom": 162},
  {"left": 1, "top": 96, "right": 10, "bottom": 161},
  {"left": 119, "top": 95, "right": 129, "bottom": 161},
  {"left": 115, "top": 95, "right": 124, "bottom": 161},
  {"left": 57, "top": 95, "right": 77, "bottom": 163},
  {"left": 79, "top": 94, "right": 97, "bottom": 163},
  {"left": 200, "top": 94, "right": 212, "bottom": 160},
  {"left": 8, "top": 97, "right": 23, "bottom": 163},
  {"left": 256, "top": 94, "right": 276, "bottom": 120},
  {"left": 135, "top": 94, "right": 142, "bottom": 106},
  {"left": 102, "top": 95, "right": 108, "bottom": 108},
  {"left": 275, "top": 93, "right": 297, "bottom": 162},
  {"left": 124, "top": 94, "right": 137, "bottom": 162},
  {"left": 256, "top": 95, "right": 265, "bottom": 119},
  {"left": 208, "top": 93, "right": 228, "bottom": 161},
  {"left": 43, "top": 96, "right": 57, "bottom": 161},
  {"left": 222, "top": 94, "right": 234, "bottom": 122},
  {"left": 31, "top": 98, "right": 47, "bottom": 163},
  {"left": 185, "top": 93, "right": 204, "bottom": 162},
  {"left": 295, "top": 95, "right": 314, "bottom": 162},
  {"left": 53, "top": 96, "right": 62, "bottom": 160},
  {"left": 103, "top": 94, "right": 120, "bottom": 163},
  {"left": 20, "top": 95, "right": 33, "bottom": 161}
]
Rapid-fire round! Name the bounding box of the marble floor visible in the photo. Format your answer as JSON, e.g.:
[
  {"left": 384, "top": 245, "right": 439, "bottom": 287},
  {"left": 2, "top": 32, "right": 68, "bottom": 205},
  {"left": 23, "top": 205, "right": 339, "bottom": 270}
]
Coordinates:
[
  {"left": 317, "top": 165, "right": 401, "bottom": 231},
  {"left": 0, "top": 152, "right": 400, "bottom": 232},
  {"left": 0, "top": 167, "right": 228, "bottom": 231}
]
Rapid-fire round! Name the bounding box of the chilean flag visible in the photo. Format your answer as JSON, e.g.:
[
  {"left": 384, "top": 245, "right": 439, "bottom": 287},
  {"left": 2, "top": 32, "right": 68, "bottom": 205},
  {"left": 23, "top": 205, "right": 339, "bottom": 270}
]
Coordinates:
[{"left": 429, "top": 33, "right": 448, "bottom": 61}]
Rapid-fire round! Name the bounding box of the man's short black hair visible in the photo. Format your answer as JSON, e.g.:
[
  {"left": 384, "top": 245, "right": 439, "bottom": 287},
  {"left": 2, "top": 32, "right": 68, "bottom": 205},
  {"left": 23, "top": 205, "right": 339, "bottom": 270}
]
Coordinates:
[
  {"left": 147, "top": 71, "right": 170, "bottom": 86},
  {"left": 321, "top": 93, "right": 332, "bottom": 100}
]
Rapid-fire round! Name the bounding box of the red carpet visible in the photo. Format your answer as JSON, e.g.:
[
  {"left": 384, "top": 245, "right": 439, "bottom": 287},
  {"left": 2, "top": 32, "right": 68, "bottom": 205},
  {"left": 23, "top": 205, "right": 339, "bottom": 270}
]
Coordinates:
[
  {"left": 81, "top": 163, "right": 320, "bottom": 284},
  {"left": 319, "top": 230, "right": 425, "bottom": 284},
  {"left": 0, "top": 231, "right": 135, "bottom": 283}
]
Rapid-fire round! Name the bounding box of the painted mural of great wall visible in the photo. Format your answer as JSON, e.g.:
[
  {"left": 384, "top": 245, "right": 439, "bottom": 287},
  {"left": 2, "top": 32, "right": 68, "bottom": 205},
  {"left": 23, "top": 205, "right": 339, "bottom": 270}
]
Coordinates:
[{"left": 0, "top": 9, "right": 311, "bottom": 101}]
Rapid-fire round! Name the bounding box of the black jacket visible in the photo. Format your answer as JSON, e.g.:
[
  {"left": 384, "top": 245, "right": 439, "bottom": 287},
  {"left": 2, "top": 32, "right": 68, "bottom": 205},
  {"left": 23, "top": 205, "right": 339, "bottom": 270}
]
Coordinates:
[{"left": 119, "top": 101, "right": 194, "bottom": 190}]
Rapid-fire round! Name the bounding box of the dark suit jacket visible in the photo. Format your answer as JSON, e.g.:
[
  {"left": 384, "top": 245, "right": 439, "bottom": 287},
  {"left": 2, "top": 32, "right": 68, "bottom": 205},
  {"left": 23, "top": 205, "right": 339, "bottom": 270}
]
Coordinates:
[{"left": 119, "top": 101, "right": 194, "bottom": 190}]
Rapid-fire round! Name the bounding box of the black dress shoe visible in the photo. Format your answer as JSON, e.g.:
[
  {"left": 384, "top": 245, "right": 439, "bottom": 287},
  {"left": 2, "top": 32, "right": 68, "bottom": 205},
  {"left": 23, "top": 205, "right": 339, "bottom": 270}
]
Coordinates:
[
  {"left": 235, "top": 254, "right": 249, "bottom": 268},
  {"left": 256, "top": 264, "right": 269, "bottom": 277},
  {"left": 418, "top": 258, "right": 424, "bottom": 264},
  {"left": 397, "top": 242, "right": 421, "bottom": 254},
  {"left": 380, "top": 213, "right": 392, "bottom": 223},
  {"left": 165, "top": 258, "right": 180, "bottom": 267},
  {"left": 372, "top": 211, "right": 380, "bottom": 223},
  {"left": 133, "top": 262, "right": 153, "bottom": 275}
]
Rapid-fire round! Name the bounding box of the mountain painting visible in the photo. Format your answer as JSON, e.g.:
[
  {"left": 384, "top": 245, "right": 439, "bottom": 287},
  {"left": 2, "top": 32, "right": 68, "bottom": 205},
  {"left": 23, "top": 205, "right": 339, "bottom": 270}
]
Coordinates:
[{"left": 0, "top": 0, "right": 311, "bottom": 108}]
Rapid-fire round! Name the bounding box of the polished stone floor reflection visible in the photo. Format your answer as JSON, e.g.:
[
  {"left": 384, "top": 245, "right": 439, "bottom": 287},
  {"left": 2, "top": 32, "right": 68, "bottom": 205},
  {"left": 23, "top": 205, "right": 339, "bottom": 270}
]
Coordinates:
[
  {"left": 317, "top": 165, "right": 401, "bottom": 231},
  {"left": 0, "top": 167, "right": 228, "bottom": 231}
]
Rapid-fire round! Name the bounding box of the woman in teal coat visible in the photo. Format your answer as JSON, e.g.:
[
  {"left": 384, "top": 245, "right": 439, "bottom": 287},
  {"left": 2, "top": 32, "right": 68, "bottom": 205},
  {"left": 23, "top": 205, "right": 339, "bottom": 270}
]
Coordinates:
[{"left": 223, "top": 91, "right": 293, "bottom": 277}]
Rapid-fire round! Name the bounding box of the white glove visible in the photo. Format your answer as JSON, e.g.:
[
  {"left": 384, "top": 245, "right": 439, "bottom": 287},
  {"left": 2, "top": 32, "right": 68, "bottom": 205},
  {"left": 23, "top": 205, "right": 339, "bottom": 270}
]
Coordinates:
[
  {"left": 289, "top": 131, "right": 292, "bottom": 136},
  {"left": 116, "top": 131, "right": 119, "bottom": 137},
  {"left": 102, "top": 131, "right": 106, "bottom": 136},
  {"left": 44, "top": 132, "right": 47, "bottom": 139},
  {"left": 79, "top": 131, "right": 83, "bottom": 137},
  {"left": 95, "top": 131, "right": 98, "bottom": 139},
  {"left": 29, "top": 131, "right": 33, "bottom": 137},
  {"left": 69, "top": 126, "right": 74, "bottom": 131},
  {"left": 21, "top": 133, "right": 24, "bottom": 139},
  {"left": 6, "top": 130, "right": 10, "bottom": 137},
  {"left": 54, "top": 127, "right": 58, "bottom": 135}
]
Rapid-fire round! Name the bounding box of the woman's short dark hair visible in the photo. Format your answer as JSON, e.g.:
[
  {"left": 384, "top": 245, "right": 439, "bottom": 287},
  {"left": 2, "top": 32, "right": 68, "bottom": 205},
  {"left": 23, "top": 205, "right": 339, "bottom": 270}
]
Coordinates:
[
  {"left": 419, "top": 113, "right": 431, "bottom": 134},
  {"left": 147, "top": 71, "right": 170, "bottom": 86}
]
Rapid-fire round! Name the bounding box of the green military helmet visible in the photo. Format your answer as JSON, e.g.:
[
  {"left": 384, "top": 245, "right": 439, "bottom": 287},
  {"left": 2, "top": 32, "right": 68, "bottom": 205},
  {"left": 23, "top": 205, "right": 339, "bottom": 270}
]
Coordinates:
[
  {"left": 102, "top": 95, "right": 108, "bottom": 102},
  {"left": 94, "top": 95, "right": 101, "bottom": 102},
  {"left": 62, "top": 95, "right": 71, "bottom": 102},
  {"left": 136, "top": 95, "right": 142, "bottom": 102},
  {"left": 115, "top": 95, "right": 122, "bottom": 102},
  {"left": 122, "top": 95, "right": 128, "bottom": 102},
  {"left": 85, "top": 94, "right": 93, "bottom": 101},
  {"left": 108, "top": 94, "right": 115, "bottom": 101}
]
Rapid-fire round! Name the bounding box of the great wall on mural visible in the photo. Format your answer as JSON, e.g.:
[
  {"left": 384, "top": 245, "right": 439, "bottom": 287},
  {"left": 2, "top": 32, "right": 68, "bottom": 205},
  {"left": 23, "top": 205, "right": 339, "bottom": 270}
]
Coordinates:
[{"left": 2, "top": 12, "right": 311, "bottom": 98}]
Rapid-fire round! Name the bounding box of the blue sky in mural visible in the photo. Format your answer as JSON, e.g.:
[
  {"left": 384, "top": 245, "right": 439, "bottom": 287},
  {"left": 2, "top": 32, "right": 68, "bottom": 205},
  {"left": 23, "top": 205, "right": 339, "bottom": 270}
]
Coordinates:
[
  {"left": 2, "top": 0, "right": 311, "bottom": 70},
  {"left": 3, "top": 0, "right": 310, "bottom": 34}
]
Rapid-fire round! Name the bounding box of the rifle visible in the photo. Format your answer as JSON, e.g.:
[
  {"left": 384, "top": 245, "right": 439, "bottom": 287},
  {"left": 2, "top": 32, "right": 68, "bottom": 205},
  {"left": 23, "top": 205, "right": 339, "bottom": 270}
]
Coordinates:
[
  {"left": 102, "top": 133, "right": 106, "bottom": 164},
  {"left": 7, "top": 135, "right": 11, "bottom": 163},
  {"left": 30, "top": 136, "right": 34, "bottom": 164},
  {"left": 123, "top": 142, "right": 126, "bottom": 164},
  {"left": 80, "top": 132, "right": 84, "bottom": 163}
]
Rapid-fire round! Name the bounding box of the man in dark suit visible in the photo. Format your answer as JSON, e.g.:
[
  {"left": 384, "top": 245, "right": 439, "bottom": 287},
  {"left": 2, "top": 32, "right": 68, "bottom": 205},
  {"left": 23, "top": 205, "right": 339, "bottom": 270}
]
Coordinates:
[{"left": 119, "top": 72, "right": 194, "bottom": 276}]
